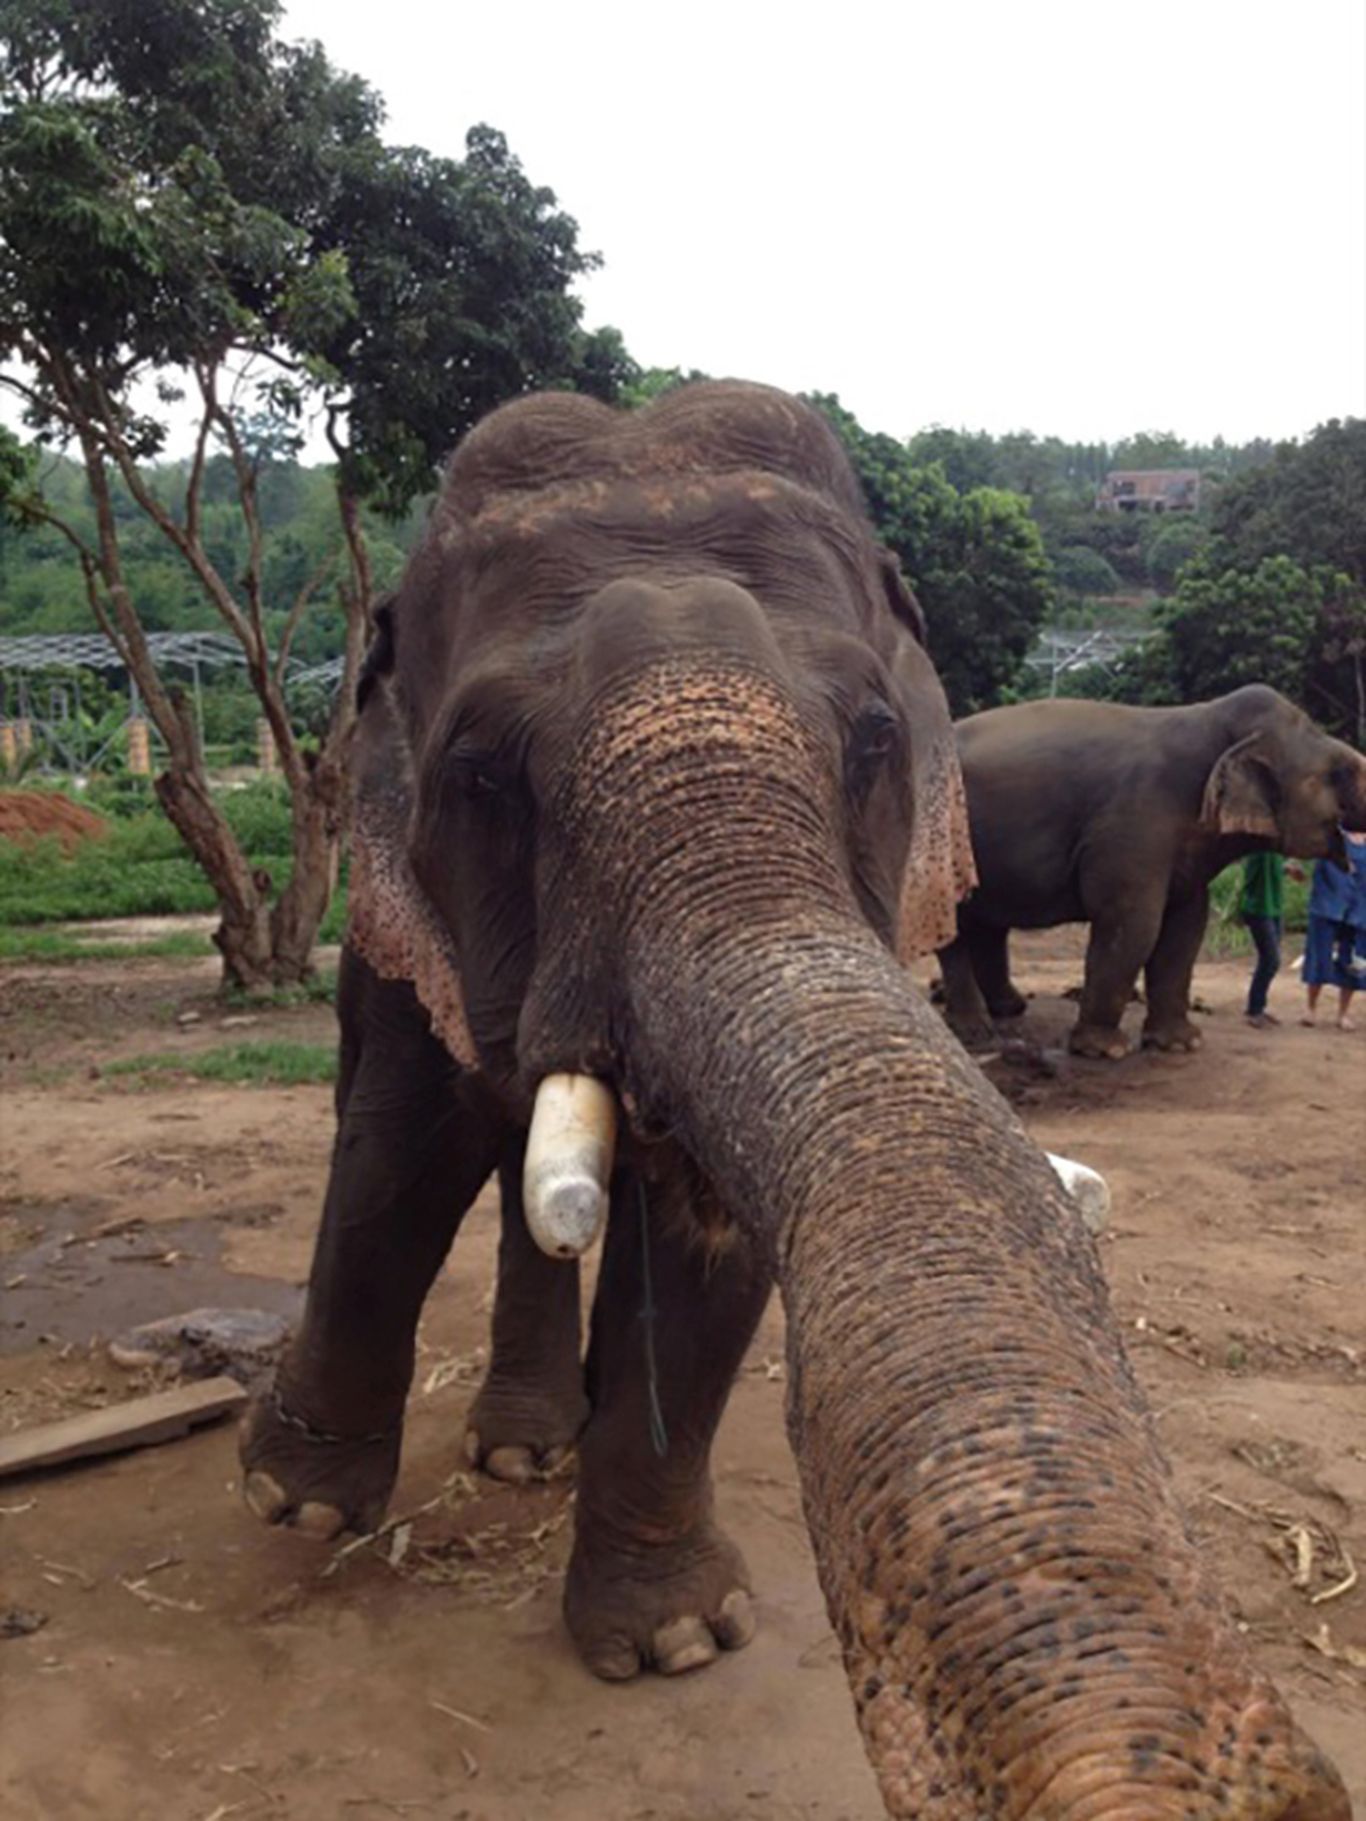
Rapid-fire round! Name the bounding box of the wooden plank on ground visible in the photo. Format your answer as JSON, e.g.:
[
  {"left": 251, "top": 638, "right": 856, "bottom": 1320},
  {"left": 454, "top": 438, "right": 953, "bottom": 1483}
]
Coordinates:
[{"left": 0, "top": 1376, "right": 247, "bottom": 1479}]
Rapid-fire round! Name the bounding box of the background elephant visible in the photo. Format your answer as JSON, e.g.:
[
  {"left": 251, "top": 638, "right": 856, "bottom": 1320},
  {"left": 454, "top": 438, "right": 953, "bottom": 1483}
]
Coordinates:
[
  {"left": 940, "top": 687, "right": 1366, "bottom": 1058},
  {"left": 239, "top": 384, "right": 1345, "bottom": 1817}
]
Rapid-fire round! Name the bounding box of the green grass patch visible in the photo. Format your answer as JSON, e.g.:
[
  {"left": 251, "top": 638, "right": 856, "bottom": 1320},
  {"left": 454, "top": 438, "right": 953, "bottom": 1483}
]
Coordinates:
[
  {"left": 106, "top": 1040, "right": 337, "bottom": 1086},
  {"left": 0, "top": 780, "right": 348, "bottom": 934},
  {"left": 0, "top": 927, "right": 214, "bottom": 964},
  {"left": 224, "top": 967, "right": 337, "bottom": 1008}
]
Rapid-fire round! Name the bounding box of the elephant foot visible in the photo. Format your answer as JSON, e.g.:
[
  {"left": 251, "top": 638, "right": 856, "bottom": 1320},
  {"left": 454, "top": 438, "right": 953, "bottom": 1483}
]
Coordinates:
[
  {"left": 986, "top": 988, "right": 1028, "bottom": 1019},
  {"left": 565, "top": 1514, "right": 757, "bottom": 1681},
  {"left": 1068, "top": 1022, "right": 1131, "bottom": 1061},
  {"left": 463, "top": 1371, "right": 589, "bottom": 1485},
  {"left": 238, "top": 1383, "right": 401, "bottom": 1540},
  {"left": 1142, "top": 1018, "right": 1203, "bottom": 1052},
  {"left": 944, "top": 1011, "right": 999, "bottom": 1052}
]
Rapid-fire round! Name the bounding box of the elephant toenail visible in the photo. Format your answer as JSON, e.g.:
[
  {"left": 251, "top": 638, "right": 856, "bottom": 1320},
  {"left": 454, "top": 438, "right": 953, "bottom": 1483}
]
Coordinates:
[
  {"left": 588, "top": 1641, "right": 642, "bottom": 1682},
  {"left": 292, "top": 1500, "right": 348, "bottom": 1540},
  {"left": 713, "top": 1588, "right": 757, "bottom": 1650},
  {"left": 243, "top": 1470, "right": 289, "bottom": 1524},
  {"left": 654, "top": 1616, "right": 718, "bottom": 1675},
  {"left": 485, "top": 1445, "right": 536, "bottom": 1484}
]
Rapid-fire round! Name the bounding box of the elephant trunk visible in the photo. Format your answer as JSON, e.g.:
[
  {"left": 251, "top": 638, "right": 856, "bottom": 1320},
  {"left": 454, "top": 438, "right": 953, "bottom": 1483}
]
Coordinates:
[
  {"left": 1332, "top": 737, "right": 1366, "bottom": 830},
  {"left": 556, "top": 661, "right": 1347, "bottom": 1819},
  {"left": 630, "top": 923, "right": 1343, "bottom": 1817}
]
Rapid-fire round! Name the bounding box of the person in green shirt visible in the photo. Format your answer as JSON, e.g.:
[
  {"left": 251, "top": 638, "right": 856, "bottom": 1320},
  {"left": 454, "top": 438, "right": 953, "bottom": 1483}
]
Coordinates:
[{"left": 1240, "top": 851, "right": 1303, "bottom": 1026}]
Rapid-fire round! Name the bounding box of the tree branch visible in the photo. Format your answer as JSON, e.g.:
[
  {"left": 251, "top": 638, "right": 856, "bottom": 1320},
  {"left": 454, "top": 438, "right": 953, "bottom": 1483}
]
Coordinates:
[
  {"left": 208, "top": 390, "right": 268, "bottom": 664},
  {"left": 85, "top": 368, "right": 258, "bottom": 654},
  {"left": 184, "top": 360, "right": 217, "bottom": 547},
  {"left": 275, "top": 546, "right": 340, "bottom": 685}
]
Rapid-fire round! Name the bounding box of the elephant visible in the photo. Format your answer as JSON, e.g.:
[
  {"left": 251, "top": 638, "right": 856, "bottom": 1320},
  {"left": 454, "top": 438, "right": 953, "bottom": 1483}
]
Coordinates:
[
  {"left": 238, "top": 383, "right": 1347, "bottom": 1818},
  {"left": 940, "top": 688, "right": 1366, "bottom": 1059}
]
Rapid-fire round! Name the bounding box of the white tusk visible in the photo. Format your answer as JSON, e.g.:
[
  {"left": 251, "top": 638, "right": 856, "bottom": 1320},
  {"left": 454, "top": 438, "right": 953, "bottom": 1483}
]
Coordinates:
[
  {"left": 1044, "top": 1151, "right": 1111, "bottom": 1234},
  {"left": 523, "top": 1073, "right": 617, "bottom": 1259}
]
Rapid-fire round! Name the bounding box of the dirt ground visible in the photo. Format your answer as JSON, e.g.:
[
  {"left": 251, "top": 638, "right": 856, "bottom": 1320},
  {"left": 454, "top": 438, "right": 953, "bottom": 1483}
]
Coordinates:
[{"left": 1, "top": 931, "right": 1363, "bottom": 1820}]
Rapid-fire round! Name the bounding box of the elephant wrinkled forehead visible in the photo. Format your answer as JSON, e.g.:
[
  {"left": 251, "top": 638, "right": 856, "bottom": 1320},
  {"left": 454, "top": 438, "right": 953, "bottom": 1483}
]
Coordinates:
[{"left": 446, "top": 470, "right": 882, "bottom": 649}]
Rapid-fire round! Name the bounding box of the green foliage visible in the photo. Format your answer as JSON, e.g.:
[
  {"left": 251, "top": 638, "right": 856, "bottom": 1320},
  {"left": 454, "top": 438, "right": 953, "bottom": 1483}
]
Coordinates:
[
  {"left": 1065, "top": 637, "right": 1180, "bottom": 707},
  {"left": 106, "top": 1040, "right": 337, "bottom": 1085},
  {"left": 1163, "top": 554, "right": 1326, "bottom": 702},
  {"left": 306, "top": 122, "right": 614, "bottom": 514},
  {"left": 1052, "top": 545, "right": 1121, "bottom": 598},
  {"left": 810, "top": 396, "right": 1054, "bottom": 715},
  {"left": 1210, "top": 419, "right": 1366, "bottom": 586},
  {"left": 82, "top": 774, "right": 160, "bottom": 818},
  {"left": 1110, "top": 430, "right": 1189, "bottom": 470},
  {"left": 0, "top": 0, "right": 629, "bottom": 978},
  {"left": 1052, "top": 420, "right": 1366, "bottom": 740},
  {"left": 210, "top": 779, "right": 295, "bottom": 851},
  {"left": 0, "top": 780, "right": 351, "bottom": 925},
  {"left": 1146, "top": 517, "right": 1208, "bottom": 592},
  {"left": 619, "top": 364, "right": 713, "bottom": 408}
]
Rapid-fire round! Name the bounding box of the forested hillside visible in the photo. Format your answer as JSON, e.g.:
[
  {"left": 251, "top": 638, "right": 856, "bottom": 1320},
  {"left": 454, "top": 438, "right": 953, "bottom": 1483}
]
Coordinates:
[{"left": 5, "top": 408, "right": 1364, "bottom": 741}]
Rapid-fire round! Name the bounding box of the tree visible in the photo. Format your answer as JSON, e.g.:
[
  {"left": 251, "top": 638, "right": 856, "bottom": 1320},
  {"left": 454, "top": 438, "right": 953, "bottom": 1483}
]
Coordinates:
[
  {"left": 1066, "top": 637, "right": 1179, "bottom": 708},
  {"left": 904, "top": 426, "right": 998, "bottom": 494},
  {"left": 1110, "top": 430, "right": 1189, "bottom": 470},
  {"left": 1162, "top": 554, "right": 1327, "bottom": 704},
  {"left": 1, "top": 0, "right": 612, "bottom": 986},
  {"left": 1052, "top": 545, "right": 1121, "bottom": 598},
  {"left": 810, "top": 396, "right": 1054, "bottom": 715},
  {"left": 1209, "top": 418, "right": 1366, "bottom": 587},
  {"left": 1307, "top": 578, "right": 1366, "bottom": 748},
  {"left": 1146, "top": 517, "right": 1207, "bottom": 593}
]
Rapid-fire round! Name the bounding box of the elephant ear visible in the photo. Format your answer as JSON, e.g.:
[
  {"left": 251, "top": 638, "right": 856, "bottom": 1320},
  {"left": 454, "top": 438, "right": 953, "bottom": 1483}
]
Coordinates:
[
  {"left": 1200, "top": 732, "right": 1281, "bottom": 839},
  {"left": 878, "top": 545, "right": 929, "bottom": 647},
  {"left": 345, "top": 635, "right": 478, "bottom": 1070},
  {"left": 887, "top": 631, "right": 978, "bottom": 962}
]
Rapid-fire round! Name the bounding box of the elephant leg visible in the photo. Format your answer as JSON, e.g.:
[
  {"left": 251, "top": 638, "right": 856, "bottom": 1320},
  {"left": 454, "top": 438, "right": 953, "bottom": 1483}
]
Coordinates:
[
  {"left": 938, "top": 933, "right": 995, "bottom": 1044},
  {"left": 565, "top": 1175, "right": 772, "bottom": 1680},
  {"left": 970, "top": 923, "right": 1027, "bottom": 1019},
  {"left": 463, "top": 1153, "right": 589, "bottom": 1483},
  {"left": 1142, "top": 886, "right": 1210, "bottom": 1050},
  {"left": 240, "top": 950, "right": 506, "bottom": 1538},
  {"left": 1071, "top": 889, "right": 1164, "bottom": 1060}
]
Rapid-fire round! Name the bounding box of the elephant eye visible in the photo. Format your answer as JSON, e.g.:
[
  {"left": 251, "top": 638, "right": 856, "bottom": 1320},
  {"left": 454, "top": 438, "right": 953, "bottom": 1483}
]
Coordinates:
[
  {"left": 445, "top": 747, "right": 510, "bottom": 801},
  {"left": 846, "top": 700, "right": 899, "bottom": 799}
]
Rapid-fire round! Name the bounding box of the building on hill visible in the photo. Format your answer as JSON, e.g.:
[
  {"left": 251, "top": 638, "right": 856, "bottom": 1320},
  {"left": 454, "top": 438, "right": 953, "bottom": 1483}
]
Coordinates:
[{"left": 1096, "top": 469, "right": 1201, "bottom": 513}]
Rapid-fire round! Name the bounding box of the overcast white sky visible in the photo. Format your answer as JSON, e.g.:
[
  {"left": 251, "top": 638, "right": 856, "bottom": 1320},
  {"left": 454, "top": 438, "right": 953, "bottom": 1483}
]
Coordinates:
[{"left": 279, "top": 0, "right": 1366, "bottom": 447}]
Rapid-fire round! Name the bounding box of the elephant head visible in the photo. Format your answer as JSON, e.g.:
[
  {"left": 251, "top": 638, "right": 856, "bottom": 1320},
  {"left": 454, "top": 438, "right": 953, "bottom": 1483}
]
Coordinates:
[
  {"left": 353, "top": 385, "right": 1345, "bottom": 1818},
  {"left": 1201, "top": 683, "right": 1366, "bottom": 856}
]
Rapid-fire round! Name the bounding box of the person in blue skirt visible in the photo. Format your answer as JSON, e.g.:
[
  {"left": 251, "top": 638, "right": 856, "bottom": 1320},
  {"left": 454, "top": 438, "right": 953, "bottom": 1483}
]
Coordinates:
[{"left": 1301, "top": 831, "right": 1366, "bottom": 1030}]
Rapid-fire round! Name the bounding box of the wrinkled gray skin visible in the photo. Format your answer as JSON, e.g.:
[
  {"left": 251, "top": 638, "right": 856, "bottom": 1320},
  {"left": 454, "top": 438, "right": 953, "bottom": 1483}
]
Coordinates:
[
  {"left": 238, "top": 385, "right": 1347, "bottom": 1818},
  {"left": 941, "top": 688, "right": 1366, "bottom": 1058}
]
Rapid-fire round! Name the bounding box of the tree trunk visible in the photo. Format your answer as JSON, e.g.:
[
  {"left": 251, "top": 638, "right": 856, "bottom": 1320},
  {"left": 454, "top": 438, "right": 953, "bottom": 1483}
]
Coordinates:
[
  {"left": 154, "top": 764, "right": 275, "bottom": 989},
  {"left": 269, "top": 756, "right": 347, "bottom": 984}
]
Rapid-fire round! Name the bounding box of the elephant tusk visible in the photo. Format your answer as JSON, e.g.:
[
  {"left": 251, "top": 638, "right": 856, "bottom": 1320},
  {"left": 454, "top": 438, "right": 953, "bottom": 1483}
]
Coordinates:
[
  {"left": 1044, "top": 1151, "right": 1111, "bottom": 1234},
  {"left": 523, "top": 1073, "right": 617, "bottom": 1259}
]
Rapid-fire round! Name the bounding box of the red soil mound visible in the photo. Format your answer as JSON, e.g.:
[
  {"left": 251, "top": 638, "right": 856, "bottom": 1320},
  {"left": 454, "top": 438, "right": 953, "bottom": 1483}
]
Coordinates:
[{"left": 0, "top": 791, "right": 108, "bottom": 850}]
